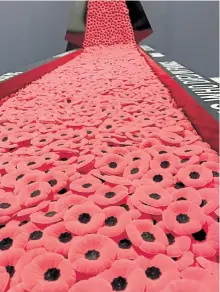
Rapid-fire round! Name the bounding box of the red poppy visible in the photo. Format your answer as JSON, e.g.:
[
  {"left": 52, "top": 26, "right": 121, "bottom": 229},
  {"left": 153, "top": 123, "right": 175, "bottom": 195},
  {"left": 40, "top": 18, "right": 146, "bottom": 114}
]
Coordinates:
[
  {"left": 30, "top": 134, "right": 54, "bottom": 148},
  {"left": 76, "top": 154, "right": 95, "bottom": 174},
  {"left": 0, "top": 193, "right": 21, "bottom": 221},
  {"left": 100, "top": 259, "right": 146, "bottom": 292},
  {"left": 98, "top": 206, "right": 133, "bottom": 238},
  {"left": 17, "top": 182, "right": 51, "bottom": 208},
  {"left": 200, "top": 152, "right": 219, "bottom": 163},
  {"left": 172, "top": 251, "right": 194, "bottom": 271},
  {"left": 177, "top": 155, "right": 200, "bottom": 167},
  {"left": 191, "top": 220, "right": 219, "bottom": 257},
  {"left": 0, "top": 226, "right": 27, "bottom": 252},
  {"left": 90, "top": 185, "right": 128, "bottom": 206},
  {"left": 172, "top": 187, "right": 201, "bottom": 205},
  {"left": 140, "top": 138, "right": 162, "bottom": 149},
  {"left": 41, "top": 170, "right": 68, "bottom": 193},
  {"left": 150, "top": 153, "right": 179, "bottom": 174},
  {"left": 123, "top": 159, "right": 149, "bottom": 180},
  {"left": 174, "top": 145, "right": 203, "bottom": 157},
  {"left": 196, "top": 256, "right": 218, "bottom": 278},
  {"left": 0, "top": 266, "right": 10, "bottom": 292},
  {"left": 0, "top": 248, "right": 25, "bottom": 289},
  {"left": 14, "top": 170, "right": 45, "bottom": 194},
  {"left": 161, "top": 279, "right": 208, "bottom": 292},
  {"left": 43, "top": 222, "right": 74, "bottom": 257},
  {"left": 202, "top": 162, "right": 219, "bottom": 184},
  {"left": 158, "top": 131, "right": 183, "bottom": 146},
  {"left": 69, "top": 277, "right": 112, "bottom": 292},
  {"left": 54, "top": 128, "right": 74, "bottom": 140},
  {"left": 126, "top": 219, "right": 168, "bottom": 254},
  {"left": 177, "top": 165, "right": 213, "bottom": 187},
  {"left": 162, "top": 201, "right": 206, "bottom": 235},
  {"left": 56, "top": 194, "right": 88, "bottom": 211},
  {"left": 68, "top": 234, "right": 117, "bottom": 275},
  {"left": 197, "top": 188, "right": 218, "bottom": 215},
  {"left": 95, "top": 154, "right": 126, "bottom": 175},
  {"left": 136, "top": 254, "right": 180, "bottom": 292},
  {"left": 17, "top": 156, "right": 45, "bottom": 170},
  {"left": 51, "top": 165, "right": 77, "bottom": 178},
  {"left": 131, "top": 185, "right": 172, "bottom": 215},
  {"left": 16, "top": 201, "right": 50, "bottom": 217},
  {"left": 53, "top": 155, "right": 78, "bottom": 167},
  {"left": 21, "top": 252, "right": 76, "bottom": 292},
  {"left": 181, "top": 267, "right": 218, "bottom": 292},
  {"left": 141, "top": 169, "right": 173, "bottom": 188},
  {"left": 30, "top": 201, "right": 64, "bottom": 225},
  {"left": 148, "top": 145, "right": 174, "bottom": 158},
  {"left": 40, "top": 152, "right": 60, "bottom": 165},
  {"left": 69, "top": 175, "right": 102, "bottom": 194}
]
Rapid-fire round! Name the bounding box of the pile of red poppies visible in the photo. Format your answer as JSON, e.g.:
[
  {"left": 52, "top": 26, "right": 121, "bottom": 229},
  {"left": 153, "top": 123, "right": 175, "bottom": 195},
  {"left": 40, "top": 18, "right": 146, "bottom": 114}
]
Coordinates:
[{"left": 0, "top": 1, "right": 219, "bottom": 292}]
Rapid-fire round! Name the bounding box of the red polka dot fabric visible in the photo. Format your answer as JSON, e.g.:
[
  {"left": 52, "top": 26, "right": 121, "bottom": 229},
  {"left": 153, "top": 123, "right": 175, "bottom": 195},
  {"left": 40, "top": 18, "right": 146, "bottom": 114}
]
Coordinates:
[{"left": 0, "top": 1, "right": 219, "bottom": 291}]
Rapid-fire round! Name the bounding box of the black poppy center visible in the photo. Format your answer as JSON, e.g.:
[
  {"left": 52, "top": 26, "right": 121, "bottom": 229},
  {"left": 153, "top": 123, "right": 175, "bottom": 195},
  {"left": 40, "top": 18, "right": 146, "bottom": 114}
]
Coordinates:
[
  {"left": 133, "top": 157, "right": 140, "bottom": 161},
  {"left": 58, "top": 188, "right": 67, "bottom": 195},
  {"left": 85, "top": 250, "right": 100, "bottom": 260},
  {"left": 105, "top": 216, "right": 118, "bottom": 226},
  {"left": 58, "top": 232, "right": 72, "bottom": 243},
  {"left": 19, "top": 220, "right": 28, "bottom": 226},
  {"left": 189, "top": 172, "right": 200, "bottom": 179},
  {"left": 192, "top": 229, "right": 207, "bottom": 241},
  {"left": 153, "top": 175, "right": 163, "bottom": 182},
  {"left": 6, "top": 265, "right": 15, "bottom": 278},
  {"left": 0, "top": 237, "right": 13, "bottom": 251},
  {"left": 212, "top": 171, "right": 219, "bottom": 177},
  {"left": 141, "top": 232, "right": 155, "bottom": 242},
  {"left": 159, "top": 151, "right": 167, "bottom": 154},
  {"left": 181, "top": 158, "right": 189, "bottom": 163},
  {"left": 111, "top": 276, "right": 128, "bottom": 291},
  {"left": 44, "top": 268, "right": 60, "bottom": 281},
  {"left": 48, "top": 179, "right": 57, "bottom": 187},
  {"left": 200, "top": 199, "right": 207, "bottom": 207},
  {"left": 16, "top": 174, "right": 24, "bottom": 180},
  {"left": 109, "top": 162, "right": 118, "bottom": 169},
  {"left": 160, "top": 161, "right": 170, "bottom": 169},
  {"left": 130, "top": 167, "right": 139, "bottom": 174},
  {"left": 145, "top": 266, "right": 161, "bottom": 280},
  {"left": 166, "top": 233, "right": 175, "bottom": 245},
  {"left": 30, "top": 190, "right": 41, "bottom": 198},
  {"left": 29, "top": 230, "right": 43, "bottom": 240},
  {"left": 174, "top": 182, "right": 185, "bottom": 189},
  {"left": 118, "top": 238, "right": 132, "bottom": 249},
  {"left": 105, "top": 191, "right": 116, "bottom": 198},
  {"left": 45, "top": 211, "right": 57, "bottom": 217},
  {"left": 82, "top": 183, "right": 92, "bottom": 188},
  {"left": 149, "top": 193, "right": 161, "bottom": 200},
  {"left": 78, "top": 213, "right": 91, "bottom": 224},
  {"left": 27, "top": 161, "right": 36, "bottom": 166},
  {"left": 176, "top": 213, "right": 190, "bottom": 224},
  {"left": 2, "top": 137, "right": 8, "bottom": 142},
  {"left": 0, "top": 203, "right": 11, "bottom": 209},
  {"left": 177, "top": 197, "right": 187, "bottom": 201},
  {"left": 60, "top": 157, "right": 68, "bottom": 161},
  {"left": 120, "top": 204, "right": 129, "bottom": 211}
]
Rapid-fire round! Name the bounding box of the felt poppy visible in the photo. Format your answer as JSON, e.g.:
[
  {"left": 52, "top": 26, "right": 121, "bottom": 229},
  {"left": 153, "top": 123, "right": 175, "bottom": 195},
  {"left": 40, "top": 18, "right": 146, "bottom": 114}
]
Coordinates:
[
  {"left": 177, "top": 155, "right": 200, "bottom": 167},
  {"left": 76, "top": 154, "right": 95, "bottom": 174},
  {"left": 148, "top": 145, "right": 174, "bottom": 158},
  {"left": 69, "top": 277, "right": 112, "bottom": 292},
  {"left": 21, "top": 252, "right": 76, "bottom": 292},
  {"left": 56, "top": 194, "right": 88, "bottom": 211},
  {"left": 98, "top": 206, "right": 133, "bottom": 237},
  {"left": 0, "top": 266, "right": 10, "bottom": 292},
  {"left": 68, "top": 234, "right": 117, "bottom": 275},
  {"left": 163, "top": 201, "right": 206, "bottom": 235},
  {"left": 17, "top": 156, "right": 45, "bottom": 170},
  {"left": 158, "top": 131, "right": 183, "bottom": 146},
  {"left": 16, "top": 201, "right": 50, "bottom": 217},
  {"left": 171, "top": 251, "right": 194, "bottom": 271},
  {"left": 136, "top": 254, "right": 180, "bottom": 292},
  {"left": 150, "top": 153, "right": 179, "bottom": 174},
  {"left": 0, "top": 226, "right": 27, "bottom": 252},
  {"left": 17, "top": 182, "right": 51, "bottom": 208},
  {"left": 90, "top": 185, "right": 128, "bottom": 206},
  {"left": 99, "top": 259, "right": 146, "bottom": 292},
  {"left": 41, "top": 170, "right": 68, "bottom": 193},
  {"left": 30, "top": 201, "right": 64, "bottom": 225},
  {"left": 0, "top": 193, "right": 21, "bottom": 221},
  {"left": 14, "top": 170, "right": 45, "bottom": 194},
  {"left": 141, "top": 169, "right": 173, "bottom": 188},
  {"left": 40, "top": 152, "right": 60, "bottom": 165},
  {"left": 123, "top": 159, "right": 149, "bottom": 180},
  {"left": 95, "top": 154, "right": 126, "bottom": 176},
  {"left": 70, "top": 175, "right": 102, "bottom": 194},
  {"left": 172, "top": 187, "right": 201, "bottom": 205},
  {"left": 197, "top": 188, "right": 218, "bottom": 214},
  {"left": 43, "top": 222, "right": 74, "bottom": 257},
  {"left": 126, "top": 219, "right": 168, "bottom": 254},
  {"left": 181, "top": 267, "right": 218, "bottom": 292},
  {"left": 30, "top": 135, "right": 54, "bottom": 148},
  {"left": 161, "top": 279, "right": 208, "bottom": 292},
  {"left": 196, "top": 256, "right": 219, "bottom": 278},
  {"left": 202, "top": 162, "right": 219, "bottom": 184},
  {"left": 177, "top": 165, "right": 213, "bottom": 187},
  {"left": 174, "top": 145, "right": 203, "bottom": 157}
]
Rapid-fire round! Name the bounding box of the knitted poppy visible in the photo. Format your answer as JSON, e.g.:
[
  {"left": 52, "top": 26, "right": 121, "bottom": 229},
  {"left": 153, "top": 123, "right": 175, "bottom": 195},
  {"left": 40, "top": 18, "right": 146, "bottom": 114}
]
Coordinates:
[
  {"left": 95, "top": 154, "right": 126, "bottom": 175},
  {"left": 191, "top": 221, "right": 219, "bottom": 257},
  {"left": 30, "top": 201, "right": 64, "bottom": 225},
  {"left": 136, "top": 254, "right": 180, "bottom": 292},
  {"left": 150, "top": 153, "right": 179, "bottom": 174},
  {"left": 126, "top": 219, "right": 168, "bottom": 254},
  {"left": 177, "top": 165, "right": 213, "bottom": 187},
  {"left": 69, "top": 277, "right": 112, "bottom": 292},
  {"left": 17, "top": 182, "right": 51, "bottom": 208},
  {"left": 181, "top": 267, "right": 218, "bottom": 292},
  {"left": 64, "top": 202, "right": 105, "bottom": 235},
  {"left": 98, "top": 206, "right": 133, "bottom": 238},
  {"left": 68, "top": 234, "right": 117, "bottom": 275},
  {"left": 90, "top": 185, "right": 128, "bottom": 206},
  {"left": 70, "top": 175, "right": 102, "bottom": 194},
  {"left": 43, "top": 222, "right": 74, "bottom": 257},
  {"left": 99, "top": 259, "right": 146, "bottom": 292},
  {"left": 21, "top": 252, "right": 76, "bottom": 292},
  {"left": 163, "top": 201, "right": 206, "bottom": 235},
  {"left": 141, "top": 169, "right": 173, "bottom": 188}
]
